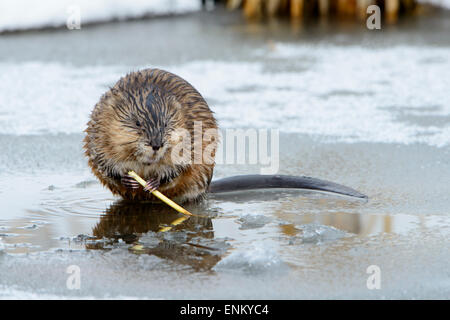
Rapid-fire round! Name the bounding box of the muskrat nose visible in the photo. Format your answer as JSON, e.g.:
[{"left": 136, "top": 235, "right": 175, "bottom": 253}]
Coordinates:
[{"left": 152, "top": 145, "right": 161, "bottom": 151}]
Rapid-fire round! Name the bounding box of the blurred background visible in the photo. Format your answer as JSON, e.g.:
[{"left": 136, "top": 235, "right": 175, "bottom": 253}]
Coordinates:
[{"left": 1, "top": 0, "right": 449, "bottom": 32}]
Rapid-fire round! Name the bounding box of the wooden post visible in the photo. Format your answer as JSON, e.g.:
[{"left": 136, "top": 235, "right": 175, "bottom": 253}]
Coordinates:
[
  {"left": 402, "top": 0, "right": 416, "bottom": 12},
  {"left": 356, "top": 0, "right": 374, "bottom": 20},
  {"left": 243, "top": 0, "right": 263, "bottom": 19},
  {"left": 318, "top": 0, "right": 329, "bottom": 17},
  {"left": 337, "top": 0, "right": 345, "bottom": 16},
  {"left": 266, "top": 0, "right": 280, "bottom": 17},
  {"left": 290, "top": 0, "right": 304, "bottom": 19},
  {"left": 226, "top": 0, "right": 242, "bottom": 10},
  {"left": 385, "top": 0, "right": 400, "bottom": 23},
  {"left": 337, "top": 0, "right": 357, "bottom": 16}
]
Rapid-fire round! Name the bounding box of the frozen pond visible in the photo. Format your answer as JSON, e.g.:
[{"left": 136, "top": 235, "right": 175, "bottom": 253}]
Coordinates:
[{"left": 0, "top": 8, "right": 449, "bottom": 299}]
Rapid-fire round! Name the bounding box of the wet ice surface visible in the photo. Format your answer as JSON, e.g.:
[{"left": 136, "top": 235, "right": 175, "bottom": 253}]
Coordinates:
[
  {"left": 1, "top": 135, "right": 449, "bottom": 299},
  {"left": 1, "top": 9, "right": 450, "bottom": 298}
]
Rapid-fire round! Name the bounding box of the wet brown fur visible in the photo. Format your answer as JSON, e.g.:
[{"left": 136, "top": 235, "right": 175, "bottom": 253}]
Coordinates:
[{"left": 84, "top": 68, "right": 218, "bottom": 203}]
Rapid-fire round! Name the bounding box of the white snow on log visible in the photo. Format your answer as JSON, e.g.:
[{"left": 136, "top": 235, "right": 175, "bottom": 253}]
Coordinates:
[{"left": 0, "top": 0, "right": 201, "bottom": 32}]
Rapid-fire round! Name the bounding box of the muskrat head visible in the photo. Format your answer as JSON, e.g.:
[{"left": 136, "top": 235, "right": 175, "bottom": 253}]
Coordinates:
[{"left": 102, "top": 88, "right": 184, "bottom": 169}]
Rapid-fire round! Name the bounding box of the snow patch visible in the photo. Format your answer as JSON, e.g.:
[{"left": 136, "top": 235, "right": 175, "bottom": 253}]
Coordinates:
[{"left": 0, "top": 0, "right": 200, "bottom": 32}]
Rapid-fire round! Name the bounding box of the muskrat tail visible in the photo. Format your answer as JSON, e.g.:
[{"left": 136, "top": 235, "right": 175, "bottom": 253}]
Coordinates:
[{"left": 208, "top": 175, "right": 368, "bottom": 200}]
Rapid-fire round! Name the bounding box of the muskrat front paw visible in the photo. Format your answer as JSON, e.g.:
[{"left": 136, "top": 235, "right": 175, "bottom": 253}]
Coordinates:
[
  {"left": 121, "top": 174, "right": 140, "bottom": 189},
  {"left": 143, "top": 178, "right": 160, "bottom": 192}
]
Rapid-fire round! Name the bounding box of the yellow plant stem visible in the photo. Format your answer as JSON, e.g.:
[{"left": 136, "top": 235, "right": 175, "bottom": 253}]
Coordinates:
[{"left": 127, "top": 171, "right": 193, "bottom": 217}]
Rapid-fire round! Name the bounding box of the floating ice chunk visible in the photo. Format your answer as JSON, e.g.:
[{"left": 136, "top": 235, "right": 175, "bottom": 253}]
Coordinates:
[
  {"left": 236, "top": 214, "right": 272, "bottom": 230},
  {"left": 214, "top": 244, "right": 286, "bottom": 274},
  {"left": 162, "top": 231, "right": 189, "bottom": 243},
  {"left": 137, "top": 254, "right": 166, "bottom": 271},
  {"left": 18, "top": 224, "right": 38, "bottom": 230},
  {"left": 299, "top": 223, "right": 348, "bottom": 244},
  {"left": 138, "top": 231, "right": 161, "bottom": 248},
  {"left": 72, "top": 234, "right": 96, "bottom": 242}
]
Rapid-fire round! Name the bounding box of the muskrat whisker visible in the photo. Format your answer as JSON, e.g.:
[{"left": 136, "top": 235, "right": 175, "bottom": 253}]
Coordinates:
[{"left": 120, "top": 139, "right": 139, "bottom": 146}]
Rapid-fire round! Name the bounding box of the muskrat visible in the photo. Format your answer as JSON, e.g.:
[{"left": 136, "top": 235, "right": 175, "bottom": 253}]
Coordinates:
[{"left": 84, "top": 68, "right": 367, "bottom": 203}]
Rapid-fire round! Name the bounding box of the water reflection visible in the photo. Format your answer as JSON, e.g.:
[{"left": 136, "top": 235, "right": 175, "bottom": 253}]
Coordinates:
[
  {"left": 1, "top": 186, "right": 446, "bottom": 258},
  {"left": 89, "top": 200, "right": 227, "bottom": 271}
]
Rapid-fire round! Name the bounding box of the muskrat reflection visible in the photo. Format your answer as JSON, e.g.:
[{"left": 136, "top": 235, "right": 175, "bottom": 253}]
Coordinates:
[{"left": 89, "top": 200, "right": 224, "bottom": 271}]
